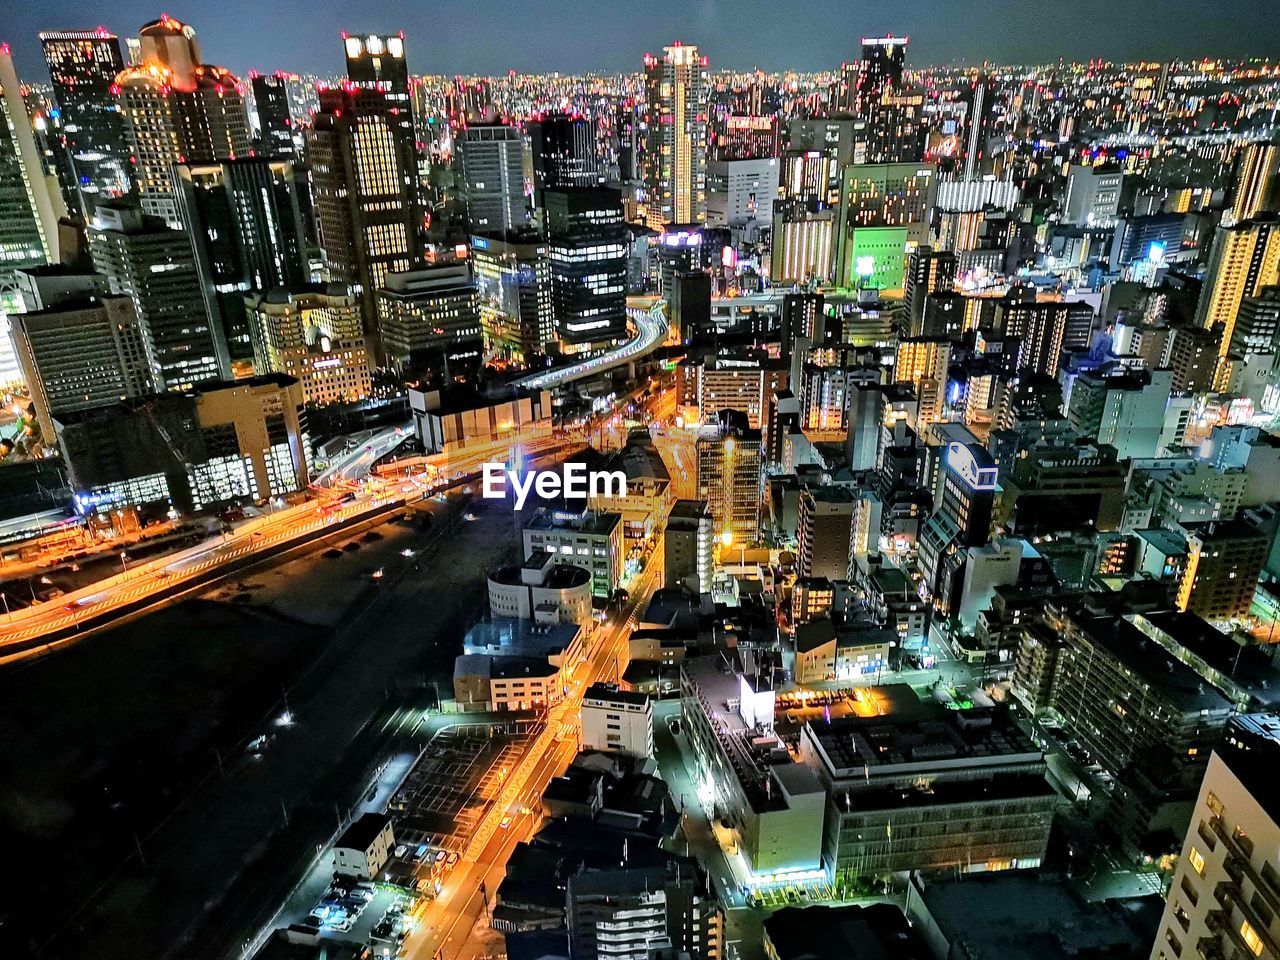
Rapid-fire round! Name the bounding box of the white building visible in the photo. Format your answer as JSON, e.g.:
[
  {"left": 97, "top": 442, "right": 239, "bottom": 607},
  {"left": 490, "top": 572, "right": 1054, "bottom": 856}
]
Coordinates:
[
  {"left": 1150, "top": 714, "right": 1280, "bottom": 960},
  {"left": 332, "top": 812, "right": 395, "bottom": 879},
  {"left": 1063, "top": 165, "right": 1125, "bottom": 226},
  {"left": 523, "top": 508, "right": 624, "bottom": 599},
  {"left": 707, "top": 157, "right": 778, "bottom": 241},
  {"left": 488, "top": 550, "right": 594, "bottom": 625},
  {"left": 582, "top": 683, "right": 654, "bottom": 759}
]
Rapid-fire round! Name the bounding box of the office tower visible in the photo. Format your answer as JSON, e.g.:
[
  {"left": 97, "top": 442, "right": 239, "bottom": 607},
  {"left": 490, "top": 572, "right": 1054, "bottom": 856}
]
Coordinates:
[
  {"left": 680, "top": 354, "right": 788, "bottom": 429},
  {"left": 88, "top": 201, "right": 229, "bottom": 390},
  {"left": 174, "top": 159, "right": 308, "bottom": 365},
  {"left": 113, "top": 15, "right": 251, "bottom": 226},
  {"left": 642, "top": 43, "right": 709, "bottom": 228},
  {"left": 1230, "top": 140, "right": 1279, "bottom": 224},
  {"left": 1196, "top": 215, "right": 1280, "bottom": 356},
  {"left": 308, "top": 86, "right": 420, "bottom": 327},
  {"left": 695, "top": 410, "right": 763, "bottom": 549},
  {"left": 1151, "top": 713, "right": 1280, "bottom": 960},
  {"left": 472, "top": 233, "right": 553, "bottom": 362},
  {"left": 839, "top": 36, "right": 907, "bottom": 108},
  {"left": 0, "top": 47, "right": 64, "bottom": 267},
  {"left": 250, "top": 72, "right": 295, "bottom": 158},
  {"left": 544, "top": 186, "right": 628, "bottom": 350},
  {"left": 1062, "top": 164, "right": 1125, "bottom": 226},
  {"left": 11, "top": 293, "right": 153, "bottom": 443},
  {"left": 670, "top": 269, "right": 712, "bottom": 342},
  {"left": 376, "top": 263, "right": 482, "bottom": 378},
  {"left": 665, "top": 499, "right": 713, "bottom": 594},
  {"left": 904, "top": 246, "right": 957, "bottom": 335},
  {"left": 1165, "top": 324, "right": 1221, "bottom": 392},
  {"left": 797, "top": 486, "right": 857, "bottom": 582},
  {"left": 713, "top": 113, "right": 780, "bottom": 161},
  {"left": 1177, "top": 519, "right": 1267, "bottom": 623},
  {"left": 528, "top": 113, "right": 603, "bottom": 203},
  {"left": 456, "top": 123, "right": 529, "bottom": 237},
  {"left": 705, "top": 156, "right": 777, "bottom": 239},
  {"left": 962, "top": 76, "right": 999, "bottom": 181},
  {"left": 833, "top": 162, "right": 935, "bottom": 287},
  {"left": 894, "top": 337, "right": 951, "bottom": 428},
  {"left": 244, "top": 286, "right": 372, "bottom": 406},
  {"left": 342, "top": 33, "right": 414, "bottom": 145},
  {"left": 39, "top": 28, "right": 131, "bottom": 211},
  {"left": 1233, "top": 285, "right": 1280, "bottom": 357},
  {"left": 1070, "top": 366, "right": 1172, "bottom": 460},
  {"left": 580, "top": 684, "right": 653, "bottom": 759},
  {"left": 55, "top": 374, "right": 310, "bottom": 515},
  {"left": 771, "top": 203, "right": 836, "bottom": 284}
]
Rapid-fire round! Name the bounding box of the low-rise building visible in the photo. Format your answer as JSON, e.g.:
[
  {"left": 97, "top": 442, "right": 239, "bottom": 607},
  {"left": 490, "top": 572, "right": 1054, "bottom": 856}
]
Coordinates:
[
  {"left": 332, "top": 812, "right": 395, "bottom": 879},
  {"left": 798, "top": 700, "right": 1056, "bottom": 883},
  {"left": 581, "top": 684, "right": 654, "bottom": 759},
  {"left": 488, "top": 550, "right": 594, "bottom": 625},
  {"left": 409, "top": 386, "right": 553, "bottom": 456},
  {"left": 524, "top": 508, "right": 624, "bottom": 599}
]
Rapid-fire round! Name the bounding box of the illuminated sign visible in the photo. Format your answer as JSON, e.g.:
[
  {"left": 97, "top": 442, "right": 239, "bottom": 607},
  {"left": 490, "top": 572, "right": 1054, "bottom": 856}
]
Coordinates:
[
  {"left": 946, "top": 442, "right": 998, "bottom": 491},
  {"left": 855, "top": 256, "right": 876, "bottom": 278}
]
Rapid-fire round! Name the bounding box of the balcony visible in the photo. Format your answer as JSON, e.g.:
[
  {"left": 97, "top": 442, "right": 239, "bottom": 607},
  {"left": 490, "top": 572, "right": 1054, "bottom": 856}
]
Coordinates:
[
  {"left": 1196, "top": 935, "right": 1228, "bottom": 960},
  {"left": 1211, "top": 816, "right": 1280, "bottom": 916}
]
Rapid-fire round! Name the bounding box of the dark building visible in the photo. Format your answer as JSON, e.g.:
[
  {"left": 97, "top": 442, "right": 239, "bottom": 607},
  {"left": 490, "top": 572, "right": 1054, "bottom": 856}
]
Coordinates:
[
  {"left": 670, "top": 270, "right": 711, "bottom": 342},
  {"left": 38, "top": 28, "right": 130, "bottom": 214},
  {"left": 250, "top": 72, "right": 295, "bottom": 159},
  {"left": 764, "top": 904, "right": 929, "bottom": 960},
  {"left": 174, "top": 159, "right": 309, "bottom": 365},
  {"left": 544, "top": 186, "right": 628, "bottom": 349},
  {"left": 342, "top": 32, "right": 414, "bottom": 144},
  {"left": 529, "top": 114, "right": 603, "bottom": 204}
]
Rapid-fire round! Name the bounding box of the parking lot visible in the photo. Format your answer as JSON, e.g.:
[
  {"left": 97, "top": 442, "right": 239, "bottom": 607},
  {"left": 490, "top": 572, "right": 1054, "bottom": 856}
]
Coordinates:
[{"left": 389, "top": 722, "right": 537, "bottom": 854}]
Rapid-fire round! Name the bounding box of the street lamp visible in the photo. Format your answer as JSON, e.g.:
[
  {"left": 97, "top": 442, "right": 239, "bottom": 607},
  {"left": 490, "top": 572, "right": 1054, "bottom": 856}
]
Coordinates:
[{"left": 120, "top": 551, "right": 129, "bottom": 574}]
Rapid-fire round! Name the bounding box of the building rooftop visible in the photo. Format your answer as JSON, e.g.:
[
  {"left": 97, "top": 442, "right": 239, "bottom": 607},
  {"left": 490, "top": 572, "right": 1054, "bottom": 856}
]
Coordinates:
[
  {"left": 911, "top": 872, "right": 1160, "bottom": 960},
  {"left": 584, "top": 683, "right": 651, "bottom": 707},
  {"left": 764, "top": 903, "right": 929, "bottom": 960},
  {"left": 334, "top": 812, "right": 391, "bottom": 852},
  {"left": 463, "top": 617, "right": 581, "bottom": 659},
  {"left": 525, "top": 508, "right": 622, "bottom": 537}
]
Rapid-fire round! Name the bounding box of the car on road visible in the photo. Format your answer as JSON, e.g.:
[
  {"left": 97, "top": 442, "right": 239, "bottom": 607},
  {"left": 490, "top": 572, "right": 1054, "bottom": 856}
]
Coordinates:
[
  {"left": 446, "top": 852, "right": 459, "bottom": 866},
  {"left": 500, "top": 816, "right": 512, "bottom": 829}
]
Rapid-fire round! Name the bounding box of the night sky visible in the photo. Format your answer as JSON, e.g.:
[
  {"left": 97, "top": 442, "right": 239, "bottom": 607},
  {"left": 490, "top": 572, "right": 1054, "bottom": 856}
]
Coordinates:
[{"left": 5, "top": 0, "right": 1279, "bottom": 84}]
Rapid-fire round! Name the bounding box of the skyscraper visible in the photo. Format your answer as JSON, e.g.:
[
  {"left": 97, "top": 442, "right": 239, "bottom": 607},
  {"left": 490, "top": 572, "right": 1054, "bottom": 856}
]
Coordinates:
[
  {"left": 342, "top": 33, "right": 414, "bottom": 145},
  {"left": 695, "top": 410, "right": 762, "bottom": 549},
  {"left": 1196, "top": 214, "right": 1280, "bottom": 357},
  {"left": 1230, "top": 140, "right": 1279, "bottom": 225},
  {"left": 87, "top": 201, "right": 229, "bottom": 390},
  {"left": 38, "top": 28, "right": 131, "bottom": 213},
  {"left": 0, "top": 45, "right": 64, "bottom": 267},
  {"left": 528, "top": 113, "right": 603, "bottom": 204},
  {"left": 642, "top": 43, "right": 708, "bottom": 228},
  {"left": 113, "top": 15, "right": 251, "bottom": 226},
  {"left": 838, "top": 36, "right": 908, "bottom": 107},
  {"left": 249, "top": 72, "right": 295, "bottom": 159},
  {"left": 834, "top": 37, "right": 923, "bottom": 164},
  {"left": 174, "top": 158, "right": 309, "bottom": 364},
  {"left": 544, "top": 186, "right": 628, "bottom": 350},
  {"left": 456, "top": 123, "right": 530, "bottom": 237},
  {"left": 308, "top": 85, "right": 421, "bottom": 329}
]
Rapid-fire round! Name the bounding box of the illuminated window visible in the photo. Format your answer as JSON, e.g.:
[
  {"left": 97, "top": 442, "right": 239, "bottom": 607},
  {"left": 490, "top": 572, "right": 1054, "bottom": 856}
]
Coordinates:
[
  {"left": 1187, "top": 846, "right": 1206, "bottom": 876},
  {"left": 1241, "top": 920, "right": 1264, "bottom": 957}
]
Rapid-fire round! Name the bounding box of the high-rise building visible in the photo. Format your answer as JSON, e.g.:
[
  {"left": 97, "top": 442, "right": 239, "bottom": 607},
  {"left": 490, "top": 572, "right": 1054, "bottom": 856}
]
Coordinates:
[
  {"left": 1233, "top": 285, "right": 1280, "bottom": 358},
  {"left": 995, "top": 295, "right": 1071, "bottom": 377},
  {"left": 244, "top": 286, "right": 371, "bottom": 406},
  {"left": 0, "top": 46, "right": 64, "bottom": 267},
  {"left": 39, "top": 28, "right": 131, "bottom": 212},
  {"left": 456, "top": 123, "right": 529, "bottom": 238},
  {"left": 174, "top": 159, "right": 308, "bottom": 365},
  {"left": 834, "top": 37, "right": 924, "bottom": 164},
  {"left": 528, "top": 114, "right": 603, "bottom": 203},
  {"left": 706, "top": 157, "right": 777, "bottom": 239},
  {"left": 838, "top": 36, "right": 907, "bottom": 107},
  {"left": 11, "top": 292, "right": 154, "bottom": 443},
  {"left": 833, "top": 162, "right": 935, "bottom": 287},
  {"left": 696, "top": 410, "right": 763, "bottom": 549},
  {"left": 642, "top": 43, "right": 709, "bottom": 228},
  {"left": 1230, "top": 140, "right": 1280, "bottom": 225},
  {"left": 1177, "top": 519, "right": 1268, "bottom": 623},
  {"left": 893, "top": 337, "right": 951, "bottom": 428},
  {"left": 472, "top": 233, "right": 553, "bottom": 362},
  {"left": 249, "top": 72, "right": 295, "bottom": 159},
  {"left": 665, "top": 498, "right": 713, "bottom": 594},
  {"left": 1067, "top": 366, "right": 1173, "bottom": 459},
  {"left": 376, "top": 263, "right": 482, "bottom": 378},
  {"left": 1150, "top": 713, "right": 1280, "bottom": 960},
  {"left": 545, "top": 186, "right": 628, "bottom": 350},
  {"left": 918, "top": 441, "right": 997, "bottom": 613},
  {"left": 904, "top": 246, "right": 957, "bottom": 335},
  {"left": 342, "top": 33, "right": 414, "bottom": 146},
  {"left": 308, "top": 85, "right": 421, "bottom": 328},
  {"left": 1196, "top": 214, "right": 1280, "bottom": 357},
  {"left": 797, "top": 486, "right": 858, "bottom": 582},
  {"left": 87, "top": 201, "right": 229, "bottom": 390},
  {"left": 113, "top": 15, "right": 251, "bottom": 226}
]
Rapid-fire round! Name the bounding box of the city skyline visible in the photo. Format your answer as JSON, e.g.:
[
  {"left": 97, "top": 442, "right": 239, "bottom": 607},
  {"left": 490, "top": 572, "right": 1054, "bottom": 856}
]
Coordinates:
[{"left": 5, "top": 0, "right": 1280, "bottom": 82}]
